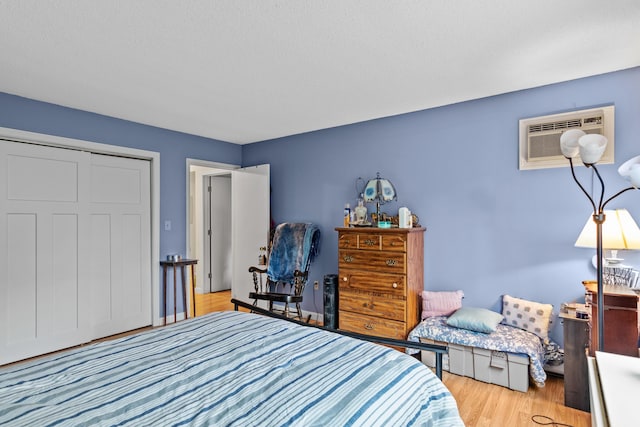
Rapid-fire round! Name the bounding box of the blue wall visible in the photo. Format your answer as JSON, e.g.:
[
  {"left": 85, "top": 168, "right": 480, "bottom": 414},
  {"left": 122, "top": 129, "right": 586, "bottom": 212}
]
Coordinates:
[
  {"left": 242, "top": 67, "right": 640, "bottom": 345},
  {"left": 2, "top": 67, "right": 639, "bottom": 344}
]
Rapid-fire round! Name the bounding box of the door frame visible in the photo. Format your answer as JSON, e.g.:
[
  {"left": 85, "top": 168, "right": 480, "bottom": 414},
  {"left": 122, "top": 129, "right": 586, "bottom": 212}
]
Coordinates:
[
  {"left": 186, "top": 160, "right": 270, "bottom": 310},
  {"left": 186, "top": 159, "right": 239, "bottom": 297},
  {"left": 0, "top": 127, "right": 161, "bottom": 325}
]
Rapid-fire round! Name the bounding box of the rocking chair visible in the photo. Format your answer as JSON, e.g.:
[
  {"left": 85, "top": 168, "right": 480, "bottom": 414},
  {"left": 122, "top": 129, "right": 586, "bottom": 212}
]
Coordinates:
[{"left": 248, "top": 223, "right": 320, "bottom": 320}]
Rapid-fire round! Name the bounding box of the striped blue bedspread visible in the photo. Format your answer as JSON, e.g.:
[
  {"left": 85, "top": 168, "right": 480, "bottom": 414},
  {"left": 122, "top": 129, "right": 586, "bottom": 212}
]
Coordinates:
[
  {"left": 0, "top": 311, "right": 463, "bottom": 426},
  {"left": 407, "top": 316, "right": 547, "bottom": 387}
]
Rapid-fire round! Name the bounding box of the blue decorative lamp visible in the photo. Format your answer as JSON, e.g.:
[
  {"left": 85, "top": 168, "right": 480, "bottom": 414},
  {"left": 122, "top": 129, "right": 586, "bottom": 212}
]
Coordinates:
[{"left": 363, "top": 172, "right": 397, "bottom": 227}]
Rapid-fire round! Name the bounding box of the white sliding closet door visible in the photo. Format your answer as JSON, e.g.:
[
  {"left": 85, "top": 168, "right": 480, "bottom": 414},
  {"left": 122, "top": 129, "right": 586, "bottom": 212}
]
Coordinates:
[
  {"left": 0, "top": 141, "right": 152, "bottom": 365},
  {"left": 90, "top": 154, "right": 151, "bottom": 339},
  {"left": 0, "top": 141, "right": 92, "bottom": 364}
]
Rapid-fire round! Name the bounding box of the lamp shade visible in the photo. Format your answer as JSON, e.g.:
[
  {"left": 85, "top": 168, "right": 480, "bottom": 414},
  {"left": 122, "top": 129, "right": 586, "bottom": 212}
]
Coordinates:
[
  {"left": 577, "top": 134, "right": 608, "bottom": 165},
  {"left": 559, "top": 129, "right": 585, "bottom": 158},
  {"left": 575, "top": 209, "right": 640, "bottom": 250},
  {"left": 363, "top": 173, "right": 396, "bottom": 203},
  {"left": 618, "top": 155, "right": 640, "bottom": 188}
]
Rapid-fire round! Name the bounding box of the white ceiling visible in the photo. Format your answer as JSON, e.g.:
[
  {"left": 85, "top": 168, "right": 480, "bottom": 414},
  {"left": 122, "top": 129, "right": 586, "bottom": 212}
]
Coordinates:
[{"left": 1, "top": 1, "right": 639, "bottom": 145}]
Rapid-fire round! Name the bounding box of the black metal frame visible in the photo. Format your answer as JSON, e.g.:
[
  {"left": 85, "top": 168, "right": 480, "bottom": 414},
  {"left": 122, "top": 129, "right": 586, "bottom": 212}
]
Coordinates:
[
  {"left": 231, "top": 298, "right": 448, "bottom": 379},
  {"left": 566, "top": 157, "right": 636, "bottom": 351}
]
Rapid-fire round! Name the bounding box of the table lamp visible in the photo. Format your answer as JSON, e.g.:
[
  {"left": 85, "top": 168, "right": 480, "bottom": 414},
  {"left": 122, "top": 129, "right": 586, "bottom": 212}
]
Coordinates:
[
  {"left": 574, "top": 208, "right": 640, "bottom": 265},
  {"left": 363, "top": 172, "right": 397, "bottom": 226}
]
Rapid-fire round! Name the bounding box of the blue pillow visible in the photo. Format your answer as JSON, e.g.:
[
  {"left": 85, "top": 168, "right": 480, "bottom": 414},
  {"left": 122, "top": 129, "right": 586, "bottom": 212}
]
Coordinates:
[{"left": 446, "top": 307, "right": 504, "bottom": 334}]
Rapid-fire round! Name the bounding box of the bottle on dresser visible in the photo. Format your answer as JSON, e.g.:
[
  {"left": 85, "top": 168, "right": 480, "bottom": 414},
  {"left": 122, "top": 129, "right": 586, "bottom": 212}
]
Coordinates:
[{"left": 344, "top": 203, "right": 351, "bottom": 227}]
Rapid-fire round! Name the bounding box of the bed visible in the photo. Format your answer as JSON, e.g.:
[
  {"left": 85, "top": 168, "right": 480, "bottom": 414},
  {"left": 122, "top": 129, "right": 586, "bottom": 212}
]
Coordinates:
[
  {"left": 0, "top": 309, "right": 463, "bottom": 426},
  {"left": 407, "top": 316, "right": 547, "bottom": 387}
]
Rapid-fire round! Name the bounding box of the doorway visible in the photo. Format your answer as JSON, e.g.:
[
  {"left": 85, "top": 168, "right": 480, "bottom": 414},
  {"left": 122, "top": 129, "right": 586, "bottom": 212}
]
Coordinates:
[
  {"left": 203, "top": 173, "right": 232, "bottom": 293},
  {"left": 187, "top": 160, "right": 270, "bottom": 312}
]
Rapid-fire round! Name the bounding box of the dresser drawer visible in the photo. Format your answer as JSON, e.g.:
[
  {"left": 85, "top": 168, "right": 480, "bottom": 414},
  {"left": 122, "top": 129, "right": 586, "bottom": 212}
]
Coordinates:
[
  {"left": 337, "top": 232, "right": 406, "bottom": 252},
  {"left": 339, "top": 250, "right": 405, "bottom": 273},
  {"left": 339, "top": 309, "right": 406, "bottom": 339},
  {"left": 339, "top": 290, "right": 405, "bottom": 321},
  {"left": 381, "top": 234, "right": 406, "bottom": 252},
  {"left": 339, "top": 270, "right": 405, "bottom": 297},
  {"left": 338, "top": 232, "right": 362, "bottom": 250}
]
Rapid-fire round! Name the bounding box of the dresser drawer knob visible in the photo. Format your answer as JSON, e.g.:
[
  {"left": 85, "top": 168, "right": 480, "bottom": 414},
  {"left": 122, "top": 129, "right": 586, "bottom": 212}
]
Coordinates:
[
  {"left": 363, "top": 239, "right": 376, "bottom": 246},
  {"left": 386, "top": 259, "right": 397, "bottom": 266},
  {"left": 343, "top": 255, "right": 353, "bottom": 263},
  {"left": 392, "top": 282, "right": 398, "bottom": 288},
  {"left": 343, "top": 276, "right": 348, "bottom": 282},
  {"left": 364, "top": 323, "right": 375, "bottom": 330}
]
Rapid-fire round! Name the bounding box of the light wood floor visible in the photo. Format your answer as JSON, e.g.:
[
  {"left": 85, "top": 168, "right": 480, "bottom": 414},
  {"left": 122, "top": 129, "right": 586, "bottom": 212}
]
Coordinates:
[{"left": 196, "top": 290, "right": 591, "bottom": 427}]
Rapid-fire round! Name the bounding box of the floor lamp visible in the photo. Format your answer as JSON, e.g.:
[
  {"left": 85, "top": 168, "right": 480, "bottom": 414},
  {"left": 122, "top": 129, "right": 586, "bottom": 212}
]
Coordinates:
[{"left": 560, "top": 129, "right": 640, "bottom": 352}]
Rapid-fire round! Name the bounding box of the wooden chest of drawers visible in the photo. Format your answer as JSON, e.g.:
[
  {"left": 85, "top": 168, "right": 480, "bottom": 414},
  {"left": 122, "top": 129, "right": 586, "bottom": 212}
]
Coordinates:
[
  {"left": 335, "top": 227, "right": 425, "bottom": 341},
  {"left": 584, "top": 281, "right": 640, "bottom": 357}
]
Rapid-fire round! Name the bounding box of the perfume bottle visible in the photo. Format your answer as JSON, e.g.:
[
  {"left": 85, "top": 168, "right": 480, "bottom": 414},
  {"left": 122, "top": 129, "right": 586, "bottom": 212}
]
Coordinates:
[{"left": 355, "top": 196, "right": 367, "bottom": 224}]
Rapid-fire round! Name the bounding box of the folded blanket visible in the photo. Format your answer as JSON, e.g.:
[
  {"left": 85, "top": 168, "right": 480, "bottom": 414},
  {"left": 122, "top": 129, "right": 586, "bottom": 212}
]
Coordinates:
[{"left": 267, "top": 223, "right": 320, "bottom": 282}]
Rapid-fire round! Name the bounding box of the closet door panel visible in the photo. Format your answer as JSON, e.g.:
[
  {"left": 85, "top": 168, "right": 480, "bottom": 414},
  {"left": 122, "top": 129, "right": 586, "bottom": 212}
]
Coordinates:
[
  {"left": 6, "top": 214, "right": 37, "bottom": 343},
  {"left": 89, "top": 154, "right": 151, "bottom": 339},
  {"left": 0, "top": 141, "right": 91, "bottom": 365}
]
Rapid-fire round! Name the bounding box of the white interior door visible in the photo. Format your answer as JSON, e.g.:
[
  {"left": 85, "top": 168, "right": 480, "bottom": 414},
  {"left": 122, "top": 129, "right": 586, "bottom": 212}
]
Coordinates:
[
  {"left": 0, "top": 140, "right": 92, "bottom": 364},
  {"left": 231, "top": 164, "right": 270, "bottom": 307},
  {"left": 90, "top": 154, "right": 152, "bottom": 338}
]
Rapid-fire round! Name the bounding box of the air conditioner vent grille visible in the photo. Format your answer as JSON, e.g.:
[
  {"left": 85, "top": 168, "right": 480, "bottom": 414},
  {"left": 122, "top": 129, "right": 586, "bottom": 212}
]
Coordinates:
[
  {"left": 528, "top": 116, "right": 602, "bottom": 134},
  {"left": 518, "top": 106, "right": 614, "bottom": 170}
]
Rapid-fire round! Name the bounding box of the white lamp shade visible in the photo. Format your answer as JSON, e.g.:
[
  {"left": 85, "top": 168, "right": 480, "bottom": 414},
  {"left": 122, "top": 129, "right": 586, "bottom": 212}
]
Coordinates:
[
  {"left": 578, "top": 134, "right": 608, "bottom": 164},
  {"left": 559, "top": 129, "right": 585, "bottom": 158},
  {"left": 575, "top": 209, "right": 640, "bottom": 250},
  {"left": 618, "top": 155, "right": 640, "bottom": 188}
]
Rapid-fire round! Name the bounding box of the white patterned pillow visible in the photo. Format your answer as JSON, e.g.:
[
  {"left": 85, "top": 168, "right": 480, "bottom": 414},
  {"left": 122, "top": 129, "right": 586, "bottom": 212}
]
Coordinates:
[{"left": 502, "top": 295, "right": 553, "bottom": 343}]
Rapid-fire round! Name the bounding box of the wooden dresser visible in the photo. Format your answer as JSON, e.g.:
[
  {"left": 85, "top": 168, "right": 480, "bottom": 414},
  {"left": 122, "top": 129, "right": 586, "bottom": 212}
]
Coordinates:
[
  {"left": 335, "top": 227, "right": 425, "bottom": 341},
  {"left": 584, "top": 281, "right": 640, "bottom": 357}
]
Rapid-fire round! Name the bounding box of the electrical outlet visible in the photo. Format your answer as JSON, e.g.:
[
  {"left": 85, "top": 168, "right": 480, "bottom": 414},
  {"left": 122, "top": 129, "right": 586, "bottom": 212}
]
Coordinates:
[{"left": 313, "top": 280, "right": 319, "bottom": 290}]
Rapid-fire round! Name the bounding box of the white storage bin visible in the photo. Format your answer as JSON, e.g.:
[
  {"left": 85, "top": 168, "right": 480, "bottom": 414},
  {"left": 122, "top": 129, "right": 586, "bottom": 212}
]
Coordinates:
[
  {"left": 473, "top": 348, "right": 529, "bottom": 392},
  {"left": 473, "top": 348, "right": 509, "bottom": 388},
  {"left": 418, "top": 338, "right": 530, "bottom": 392},
  {"left": 507, "top": 353, "right": 530, "bottom": 392},
  {"left": 419, "top": 338, "right": 449, "bottom": 371},
  {"left": 448, "top": 343, "right": 474, "bottom": 377}
]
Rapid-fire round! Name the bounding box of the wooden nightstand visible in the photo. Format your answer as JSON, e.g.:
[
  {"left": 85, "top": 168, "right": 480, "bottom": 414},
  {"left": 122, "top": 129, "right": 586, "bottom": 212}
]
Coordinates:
[{"left": 335, "top": 227, "right": 425, "bottom": 343}]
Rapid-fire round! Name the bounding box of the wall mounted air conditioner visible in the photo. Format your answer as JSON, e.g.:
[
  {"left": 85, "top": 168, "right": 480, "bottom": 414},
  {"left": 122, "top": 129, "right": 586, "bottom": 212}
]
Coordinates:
[{"left": 518, "top": 106, "right": 614, "bottom": 170}]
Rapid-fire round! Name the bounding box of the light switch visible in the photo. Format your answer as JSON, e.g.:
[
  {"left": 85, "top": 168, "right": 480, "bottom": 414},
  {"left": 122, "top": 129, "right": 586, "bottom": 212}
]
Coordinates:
[{"left": 164, "top": 220, "right": 171, "bottom": 231}]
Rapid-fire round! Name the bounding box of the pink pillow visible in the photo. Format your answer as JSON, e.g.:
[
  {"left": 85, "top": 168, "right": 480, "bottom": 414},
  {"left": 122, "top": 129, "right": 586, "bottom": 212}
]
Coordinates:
[{"left": 421, "top": 290, "right": 464, "bottom": 319}]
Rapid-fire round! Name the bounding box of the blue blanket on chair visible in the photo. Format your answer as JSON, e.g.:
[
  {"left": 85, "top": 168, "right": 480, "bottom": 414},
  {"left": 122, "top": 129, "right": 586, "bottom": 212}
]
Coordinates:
[{"left": 267, "top": 223, "right": 320, "bottom": 282}]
